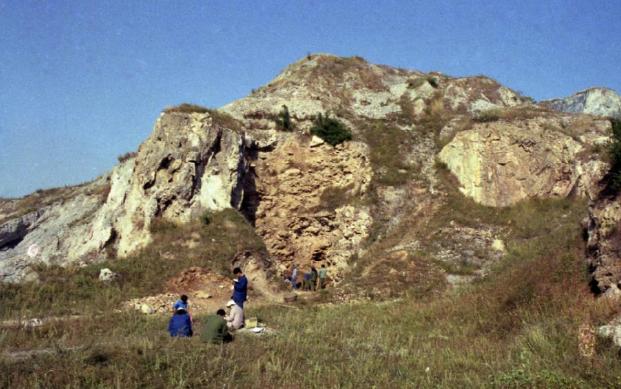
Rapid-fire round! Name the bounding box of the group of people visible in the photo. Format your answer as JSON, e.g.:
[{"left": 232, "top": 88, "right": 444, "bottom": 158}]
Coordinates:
[
  {"left": 287, "top": 263, "right": 328, "bottom": 291},
  {"left": 167, "top": 267, "right": 248, "bottom": 343}
]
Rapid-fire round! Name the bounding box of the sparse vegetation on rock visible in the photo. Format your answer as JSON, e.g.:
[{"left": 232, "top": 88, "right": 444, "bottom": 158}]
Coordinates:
[
  {"left": 606, "top": 119, "right": 621, "bottom": 193},
  {"left": 310, "top": 113, "right": 352, "bottom": 146},
  {"left": 275, "top": 104, "right": 292, "bottom": 131}
]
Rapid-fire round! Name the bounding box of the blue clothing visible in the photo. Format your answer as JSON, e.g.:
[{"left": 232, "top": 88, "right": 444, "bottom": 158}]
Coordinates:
[
  {"left": 173, "top": 299, "right": 188, "bottom": 311},
  {"left": 290, "top": 268, "right": 299, "bottom": 289},
  {"left": 168, "top": 312, "right": 193, "bottom": 337},
  {"left": 232, "top": 275, "right": 248, "bottom": 308}
]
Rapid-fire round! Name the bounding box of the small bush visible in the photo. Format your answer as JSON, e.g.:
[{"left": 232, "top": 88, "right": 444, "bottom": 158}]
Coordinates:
[
  {"left": 606, "top": 119, "right": 621, "bottom": 193},
  {"left": 474, "top": 108, "right": 504, "bottom": 123},
  {"left": 163, "top": 103, "right": 209, "bottom": 114},
  {"left": 201, "top": 211, "right": 211, "bottom": 225},
  {"left": 310, "top": 113, "right": 352, "bottom": 146},
  {"left": 426, "top": 76, "right": 439, "bottom": 88},
  {"left": 275, "top": 105, "right": 292, "bottom": 131},
  {"left": 117, "top": 151, "right": 137, "bottom": 163}
]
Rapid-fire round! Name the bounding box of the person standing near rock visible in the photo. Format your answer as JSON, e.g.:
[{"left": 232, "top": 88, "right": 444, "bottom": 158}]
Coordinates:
[
  {"left": 231, "top": 267, "right": 248, "bottom": 308},
  {"left": 318, "top": 264, "right": 328, "bottom": 289},
  {"left": 290, "top": 264, "right": 299, "bottom": 289}
]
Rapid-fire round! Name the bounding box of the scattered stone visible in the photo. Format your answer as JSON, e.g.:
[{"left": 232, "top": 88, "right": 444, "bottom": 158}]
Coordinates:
[
  {"left": 195, "top": 291, "right": 212, "bottom": 299},
  {"left": 98, "top": 268, "right": 118, "bottom": 282},
  {"left": 309, "top": 135, "right": 324, "bottom": 147},
  {"left": 491, "top": 239, "right": 506, "bottom": 253},
  {"left": 598, "top": 316, "right": 621, "bottom": 348},
  {"left": 284, "top": 294, "right": 297, "bottom": 303},
  {"left": 140, "top": 304, "right": 155, "bottom": 314}
]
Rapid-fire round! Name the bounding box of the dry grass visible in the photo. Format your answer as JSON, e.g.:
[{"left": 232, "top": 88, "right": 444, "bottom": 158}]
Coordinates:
[
  {"left": 361, "top": 121, "right": 416, "bottom": 186},
  {"left": 473, "top": 105, "right": 552, "bottom": 123},
  {"left": 0, "top": 209, "right": 266, "bottom": 320},
  {"left": 163, "top": 105, "right": 243, "bottom": 133},
  {"left": 163, "top": 103, "right": 209, "bottom": 114}
]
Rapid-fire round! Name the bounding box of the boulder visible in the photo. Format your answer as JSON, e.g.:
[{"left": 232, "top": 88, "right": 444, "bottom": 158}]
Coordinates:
[
  {"left": 140, "top": 304, "right": 155, "bottom": 314},
  {"left": 98, "top": 268, "right": 118, "bottom": 282},
  {"left": 598, "top": 316, "right": 621, "bottom": 348}
]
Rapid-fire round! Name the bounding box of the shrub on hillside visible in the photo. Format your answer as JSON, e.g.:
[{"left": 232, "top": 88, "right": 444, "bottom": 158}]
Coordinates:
[
  {"left": 163, "top": 103, "right": 209, "bottom": 114},
  {"left": 310, "top": 113, "right": 352, "bottom": 146},
  {"left": 117, "top": 151, "right": 137, "bottom": 163},
  {"left": 606, "top": 119, "right": 621, "bottom": 193},
  {"left": 275, "top": 105, "right": 292, "bottom": 131}
]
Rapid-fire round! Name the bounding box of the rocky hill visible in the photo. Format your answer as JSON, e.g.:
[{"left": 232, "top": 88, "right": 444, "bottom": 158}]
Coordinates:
[
  {"left": 542, "top": 87, "right": 621, "bottom": 118},
  {"left": 1, "top": 54, "right": 619, "bottom": 301}
]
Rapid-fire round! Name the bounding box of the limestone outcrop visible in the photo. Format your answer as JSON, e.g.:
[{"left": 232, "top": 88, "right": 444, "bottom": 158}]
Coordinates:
[
  {"left": 222, "top": 54, "right": 527, "bottom": 134},
  {"left": 584, "top": 194, "right": 621, "bottom": 296},
  {"left": 438, "top": 116, "right": 610, "bottom": 207},
  {"left": 252, "top": 134, "right": 373, "bottom": 282},
  {"left": 0, "top": 110, "right": 252, "bottom": 282},
  {"left": 542, "top": 87, "right": 621, "bottom": 119}
]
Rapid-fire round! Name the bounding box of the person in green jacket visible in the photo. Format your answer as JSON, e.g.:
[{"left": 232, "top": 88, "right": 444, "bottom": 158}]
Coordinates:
[
  {"left": 318, "top": 264, "right": 328, "bottom": 289},
  {"left": 201, "top": 309, "right": 233, "bottom": 343}
]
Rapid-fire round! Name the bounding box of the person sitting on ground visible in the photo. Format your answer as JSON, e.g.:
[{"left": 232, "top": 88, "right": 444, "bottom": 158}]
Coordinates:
[
  {"left": 173, "top": 294, "right": 189, "bottom": 313},
  {"left": 225, "top": 299, "right": 244, "bottom": 330},
  {"left": 231, "top": 267, "right": 248, "bottom": 308},
  {"left": 318, "top": 264, "right": 328, "bottom": 289},
  {"left": 172, "top": 294, "right": 192, "bottom": 322},
  {"left": 168, "top": 307, "right": 193, "bottom": 337},
  {"left": 201, "top": 309, "right": 232, "bottom": 343}
]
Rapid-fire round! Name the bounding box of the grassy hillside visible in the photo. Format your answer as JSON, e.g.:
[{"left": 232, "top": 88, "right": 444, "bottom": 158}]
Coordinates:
[{"left": 2, "top": 195, "right": 621, "bottom": 387}]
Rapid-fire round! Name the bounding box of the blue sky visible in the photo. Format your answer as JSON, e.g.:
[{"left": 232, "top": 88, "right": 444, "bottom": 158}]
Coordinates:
[{"left": 1, "top": 0, "right": 620, "bottom": 197}]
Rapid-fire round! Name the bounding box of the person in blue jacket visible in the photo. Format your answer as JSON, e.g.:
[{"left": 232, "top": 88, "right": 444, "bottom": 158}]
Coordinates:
[
  {"left": 172, "top": 294, "right": 189, "bottom": 312},
  {"left": 168, "top": 307, "right": 193, "bottom": 337},
  {"left": 231, "top": 267, "right": 248, "bottom": 308}
]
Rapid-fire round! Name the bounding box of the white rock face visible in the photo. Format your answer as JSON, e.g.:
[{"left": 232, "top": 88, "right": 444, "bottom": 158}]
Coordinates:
[
  {"left": 98, "top": 268, "right": 118, "bottom": 282},
  {"left": 543, "top": 88, "right": 621, "bottom": 118},
  {"left": 0, "top": 111, "right": 251, "bottom": 282},
  {"left": 438, "top": 117, "right": 608, "bottom": 207}
]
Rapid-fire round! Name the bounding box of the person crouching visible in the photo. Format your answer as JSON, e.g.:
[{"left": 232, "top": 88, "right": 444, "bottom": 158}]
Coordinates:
[
  {"left": 201, "top": 309, "right": 233, "bottom": 343},
  {"left": 168, "top": 307, "right": 193, "bottom": 337},
  {"left": 225, "top": 299, "right": 244, "bottom": 330}
]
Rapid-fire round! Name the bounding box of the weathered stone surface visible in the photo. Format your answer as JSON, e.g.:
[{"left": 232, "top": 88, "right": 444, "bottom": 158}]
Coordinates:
[
  {"left": 584, "top": 195, "right": 621, "bottom": 294},
  {"left": 438, "top": 118, "right": 607, "bottom": 207},
  {"left": 98, "top": 268, "right": 118, "bottom": 282},
  {"left": 598, "top": 315, "right": 621, "bottom": 348},
  {"left": 543, "top": 87, "right": 621, "bottom": 118},
  {"left": 0, "top": 111, "right": 251, "bottom": 282},
  {"left": 0, "top": 184, "right": 106, "bottom": 282},
  {"left": 0, "top": 210, "right": 40, "bottom": 249},
  {"left": 253, "top": 134, "right": 372, "bottom": 283}
]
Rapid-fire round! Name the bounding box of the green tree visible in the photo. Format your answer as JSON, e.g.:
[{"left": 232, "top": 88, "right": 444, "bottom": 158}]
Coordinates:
[{"left": 310, "top": 113, "right": 352, "bottom": 146}]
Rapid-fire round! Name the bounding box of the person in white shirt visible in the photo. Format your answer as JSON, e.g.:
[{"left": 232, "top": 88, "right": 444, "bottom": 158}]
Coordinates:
[{"left": 225, "top": 299, "right": 244, "bottom": 330}]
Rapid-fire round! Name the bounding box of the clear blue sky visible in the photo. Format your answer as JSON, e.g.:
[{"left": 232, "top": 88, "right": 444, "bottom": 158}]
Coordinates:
[{"left": 1, "top": 0, "right": 620, "bottom": 197}]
